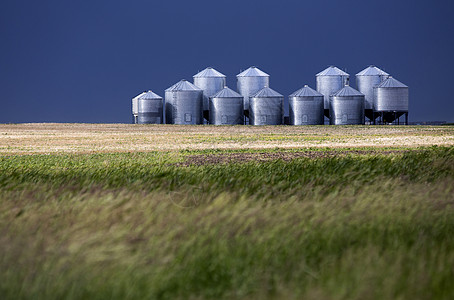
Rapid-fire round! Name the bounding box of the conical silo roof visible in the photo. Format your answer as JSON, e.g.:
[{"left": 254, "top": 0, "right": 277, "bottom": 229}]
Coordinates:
[
  {"left": 133, "top": 91, "right": 146, "bottom": 100},
  {"left": 377, "top": 77, "right": 408, "bottom": 88},
  {"left": 237, "top": 66, "right": 269, "bottom": 77},
  {"left": 356, "top": 65, "right": 389, "bottom": 76},
  {"left": 165, "top": 80, "right": 202, "bottom": 91},
  {"left": 290, "top": 85, "right": 323, "bottom": 97},
  {"left": 252, "top": 87, "right": 283, "bottom": 98},
  {"left": 332, "top": 86, "right": 364, "bottom": 97},
  {"left": 316, "top": 66, "right": 349, "bottom": 76},
  {"left": 193, "top": 67, "right": 226, "bottom": 78},
  {"left": 212, "top": 87, "right": 242, "bottom": 98},
  {"left": 138, "top": 90, "right": 162, "bottom": 100}
]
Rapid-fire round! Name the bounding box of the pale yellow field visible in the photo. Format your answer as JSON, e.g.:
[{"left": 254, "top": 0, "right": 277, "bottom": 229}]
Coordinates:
[{"left": 0, "top": 123, "right": 453, "bottom": 155}]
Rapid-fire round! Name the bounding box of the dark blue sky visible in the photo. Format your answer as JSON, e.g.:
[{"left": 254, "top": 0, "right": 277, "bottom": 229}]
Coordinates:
[{"left": 1, "top": 0, "right": 453, "bottom": 123}]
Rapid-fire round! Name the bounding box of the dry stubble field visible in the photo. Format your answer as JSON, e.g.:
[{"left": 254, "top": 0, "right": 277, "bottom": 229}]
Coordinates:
[{"left": 0, "top": 123, "right": 453, "bottom": 155}]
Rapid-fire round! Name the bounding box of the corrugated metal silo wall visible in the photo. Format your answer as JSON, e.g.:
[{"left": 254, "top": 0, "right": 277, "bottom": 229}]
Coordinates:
[
  {"left": 289, "top": 96, "right": 324, "bottom": 125},
  {"left": 209, "top": 97, "right": 244, "bottom": 125},
  {"left": 165, "top": 90, "right": 203, "bottom": 124},
  {"left": 138, "top": 98, "right": 163, "bottom": 124},
  {"left": 329, "top": 96, "right": 365, "bottom": 125},
  {"left": 356, "top": 75, "right": 387, "bottom": 110},
  {"left": 132, "top": 98, "right": 139, "bottom": 116},
  {"left": 316, "top": 75, "right": 349, "bottom": 110},
  {"left": 237, "top": 76, "right": 269, "bottom": 111},
  {"left": 194, "top": 77, "right": 226, "bottom": 112},
  {"left": 249, "top": 97, "right": 284, "bottom": 125},
  {"left": 374, "top": 87, "right": 409, "bottom": 112},
  {"left": 132, "top": 98, "right": 139, "bottom": 124}
]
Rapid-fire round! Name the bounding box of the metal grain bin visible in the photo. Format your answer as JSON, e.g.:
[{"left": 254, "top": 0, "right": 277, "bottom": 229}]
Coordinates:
[
  {"left": 237, "top": 67, "right": 270, "bottom": 112},
  {"left": 165, "top": 80, "right": 203, "bottom": 125},
  {"left": 289, "top": 85, "right": 324, "bottom": 125},
  {"left": 374, "top": 77, "right": 409, "bottom": 112},
  {"left": 249, "top": 87, "right": 284, "bottom": 125},
  {"left": 137, "top": 90, "right": 163, "bottom": 124},
  {"left": 193, "top": 67, "right": 226, "bottom": 116},
  {"left": 356, "top": 66, "right": 389, "bottom": 122},
  {"left": 329, "top": 86, "right": 365, "bottom": 125},
  {"left": 209, "top": 87, "right": 244, "bottom": 125},
  {"left": 316, "top": 66, "right": 349, "bottom": 116},
  {"left": 132, "top": 91, "right": 146, "bottom": 124},
  {"left": 373, "top": 77, "right": 409, "bottom": 124}
]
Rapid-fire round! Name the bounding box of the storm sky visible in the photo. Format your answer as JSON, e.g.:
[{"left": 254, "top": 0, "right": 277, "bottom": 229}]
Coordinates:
[{"left": 1, "top": 0, "right": 453, "bottom": 123}]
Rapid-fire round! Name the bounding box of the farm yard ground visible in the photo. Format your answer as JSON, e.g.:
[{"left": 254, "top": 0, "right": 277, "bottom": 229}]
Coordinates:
[{"left": 0, "top": 124, "right": 453, "bottom": 300}]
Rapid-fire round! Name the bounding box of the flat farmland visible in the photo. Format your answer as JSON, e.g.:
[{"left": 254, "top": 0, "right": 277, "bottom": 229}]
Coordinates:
[
  {"left": 0, "top": 123, "right": 453, "bottom": 154},
  {"left": 0, "top": 124, "right": 453, "bottom": 300}
]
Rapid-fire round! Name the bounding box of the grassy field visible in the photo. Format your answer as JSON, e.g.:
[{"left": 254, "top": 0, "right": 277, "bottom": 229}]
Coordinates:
[{"left": 0, "top": 124, "right": 453, "bottom": 299}]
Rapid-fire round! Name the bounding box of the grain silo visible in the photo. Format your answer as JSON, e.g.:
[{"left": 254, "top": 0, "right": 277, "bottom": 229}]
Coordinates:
[
  {"left": 329, "top": 85, "right": 365, "bottom": 125},
  {"left": 137, "top": 90, "right": 163, "bottom": 124},
  {"left": 132, "top": 91, "right": 146, "bottom": 124},
  {"left": 165, "top": 80, "right": 203, "bottom": 125},
  {"left": 316, "top": 66, "right": 349, "bottom": 117},
  {"left": 356, "top": 66, "right": 389, "bottom": 122},
  {"left": 289, "top": 85, "right": 324, "bottom": 125},
  {"left": 193, "top": 67, "right": 226, "bottom": 121},
  {"left": 249, "top": 87, "right": 284, "bottom": 125},
  {"left": 236, "top": 67, "right": 270, "bottom": 114},
  {"left": 374, "top": 77, "right": 409, "bottom": 124},
  {"left": 209, "top": 87, "right": 244, "bottom": 125}
]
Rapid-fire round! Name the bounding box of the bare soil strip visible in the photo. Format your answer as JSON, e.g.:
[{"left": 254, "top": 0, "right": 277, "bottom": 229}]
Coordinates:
[{"left": 0, "top": 123, "right": 452, "bottom": 155}]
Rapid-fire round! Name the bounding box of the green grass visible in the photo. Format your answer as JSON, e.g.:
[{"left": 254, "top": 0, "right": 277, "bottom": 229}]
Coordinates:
[{"left": 0, "top": 146, "right": 453, "bottom": 299}]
